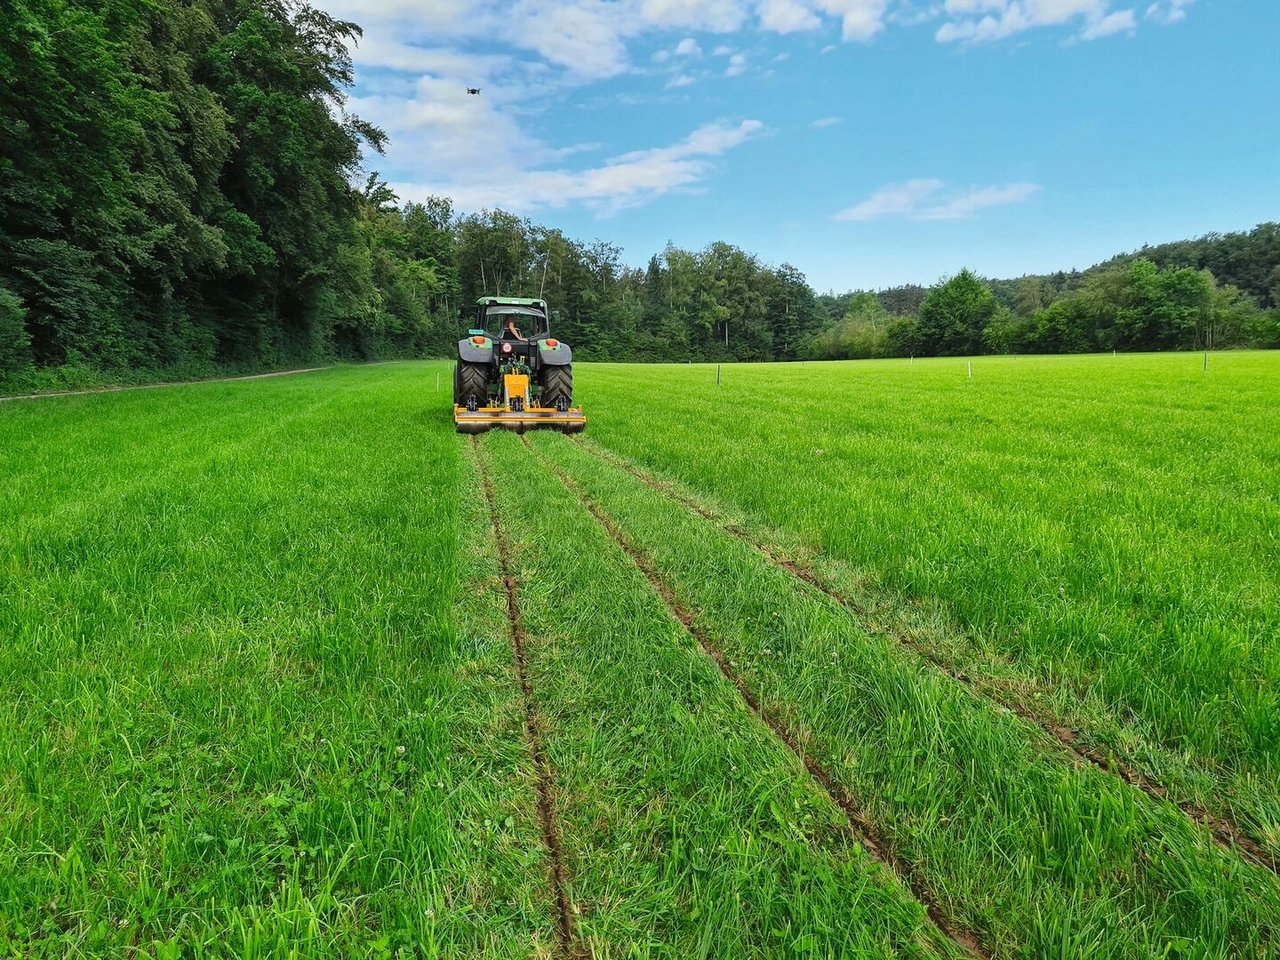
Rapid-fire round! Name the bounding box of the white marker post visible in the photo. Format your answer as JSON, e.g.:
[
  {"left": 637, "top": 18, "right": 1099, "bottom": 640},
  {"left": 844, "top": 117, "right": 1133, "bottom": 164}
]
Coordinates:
[
  {"left": 717, "top": 364, "right": 722, "bottom": 386},
  {"left": 968, "top": 360, "right": 973, "bottom": 379}
]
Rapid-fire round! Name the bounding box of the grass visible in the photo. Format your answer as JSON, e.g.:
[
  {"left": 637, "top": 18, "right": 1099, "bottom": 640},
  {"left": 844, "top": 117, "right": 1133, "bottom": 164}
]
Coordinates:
[
  {"left": 0, "top": 364, "right": 549, "bottom": 957},
  {"left": 2, "top": 352, "right": 1278, "bottom": 957},
  {"left": 576, "top": 352, "right": 1280, "bottom": 856},
  {"left": 480, "top": 433, "right": 969, "bottom": 958},
  {"left": 530, "top": 429, "right": 1279, "bottom": 957}
]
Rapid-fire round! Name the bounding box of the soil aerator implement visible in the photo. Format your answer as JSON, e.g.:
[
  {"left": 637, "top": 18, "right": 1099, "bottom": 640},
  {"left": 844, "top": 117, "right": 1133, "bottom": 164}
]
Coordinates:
[{"left": 453, "top": 297, "right": 586, "bottom": 434}]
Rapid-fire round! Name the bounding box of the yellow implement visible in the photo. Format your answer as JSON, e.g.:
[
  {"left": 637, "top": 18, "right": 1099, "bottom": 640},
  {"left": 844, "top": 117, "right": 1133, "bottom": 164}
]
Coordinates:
[
  {"left": 454, "top": 405, "right": 587, "bottom": 433},
  {"left": 454, "top": 373, "right": 586, "bottom": 434}
]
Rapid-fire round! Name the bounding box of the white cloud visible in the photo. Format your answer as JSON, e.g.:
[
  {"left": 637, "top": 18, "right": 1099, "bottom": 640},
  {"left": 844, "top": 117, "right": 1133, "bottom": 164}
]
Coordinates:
[
  {"left": 667, "top": 73, "right": 697, "bottom": 87},
  {"left": 836, "top": 179, "right": 945, "bottom": 220},
  {"left": 675, "top": 37, "right": 703, "bottom": 55},
  {"left": 725, "top": 52, "right": 748, "bottom": 75},
  {"left": 337, "top": 0, "right": 1188, "bottom": 83},
  {"left": 811, "top": 115, "right": 843, "bottom": 127},
  {"left": 509, "top": 1, "right": 635, "bottom": 77},
  {"left": 639, "top": 0, "right": 749, "bottom": 30},
  {"left": 834, "top": 179, "right": 1040, "bottom": 220},
  {"left": 757, "top": 0, "right": 822, "bottom": 33},
  {"left": 916, "top": 182, "right": 1041, "bottom": 218},
  {"left": 1145, "top": 0, "right": 1192, "bottom": 23},
  {"left": 391, "top": 119, "right": 765, "bottom": 215},
  {"left": 712, "top": 44, "right": 735, "bottom": 55},
  {"left": 1080, "top": 8, "right": 1135, "bottom": 38},
  {"left": 349, "top": 36, "right": 510, "bottom": 77},
  {"left": 323, "top": 0, "right": 472, "bottom": 28},
  {"left": 815, "top": 0, "right": 889, "bottom": 40},
  {"left": 936, "top": 0, "right": 1135, "bottom": 44}
]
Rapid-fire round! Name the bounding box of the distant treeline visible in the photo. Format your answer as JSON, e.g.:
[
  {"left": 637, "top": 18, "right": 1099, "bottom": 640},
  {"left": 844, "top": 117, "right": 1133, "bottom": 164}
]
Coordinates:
[
  {"left": 2, "top": 4, "right": 1277, "bottom": 391},
  {"left": 810, "top": 224, "right": 1280, "bottom": 360}
]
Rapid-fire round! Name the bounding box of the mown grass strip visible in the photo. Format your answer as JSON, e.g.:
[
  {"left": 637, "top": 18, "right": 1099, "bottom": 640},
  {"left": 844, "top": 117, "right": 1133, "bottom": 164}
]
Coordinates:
[
  {"left": 532, "top": 429, "right": 1280, "bottom": 958},
  {"left": 475, "top": 440, "right": 581, "bottom": 958},
  {"left": 529, "top": 438, "right": 989, "bottom": 959},
  {"left": 482, "top": 431, "right": 970, "bottom": 959},
  {"left": 574, "top": 438, "right": 1280, "bottom": 876},
  {"left": 575, "top": 355, "right": 1280, "bottom": 821}
]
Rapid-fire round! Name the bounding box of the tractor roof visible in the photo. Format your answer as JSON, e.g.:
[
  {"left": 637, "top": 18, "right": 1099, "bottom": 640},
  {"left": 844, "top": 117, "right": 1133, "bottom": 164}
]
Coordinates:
[{"left": 476, "top": 296, "right": 547, "bottom": 310}]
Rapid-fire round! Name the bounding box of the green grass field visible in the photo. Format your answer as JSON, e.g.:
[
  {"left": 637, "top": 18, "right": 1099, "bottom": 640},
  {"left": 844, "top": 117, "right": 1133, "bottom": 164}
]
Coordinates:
[{"left": 2, "top": 353, "right": 1277, "bottom": 958}]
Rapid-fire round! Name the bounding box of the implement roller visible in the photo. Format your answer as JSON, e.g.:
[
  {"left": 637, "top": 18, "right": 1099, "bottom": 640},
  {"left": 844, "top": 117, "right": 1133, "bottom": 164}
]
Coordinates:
[{"left": 453, "top": 296, "right": 586, "bottom": 434}]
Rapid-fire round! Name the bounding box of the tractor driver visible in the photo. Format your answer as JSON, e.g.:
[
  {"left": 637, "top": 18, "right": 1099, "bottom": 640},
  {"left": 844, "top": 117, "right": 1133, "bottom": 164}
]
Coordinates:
[{"left": 502, "top": 316, "right": 525, "bottom": 341}]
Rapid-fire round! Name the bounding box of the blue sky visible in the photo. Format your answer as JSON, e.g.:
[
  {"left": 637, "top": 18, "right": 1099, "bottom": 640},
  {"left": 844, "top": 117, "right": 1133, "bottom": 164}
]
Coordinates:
[{"left": 326, "top": 0, "right": 1279, "bottom": 292}]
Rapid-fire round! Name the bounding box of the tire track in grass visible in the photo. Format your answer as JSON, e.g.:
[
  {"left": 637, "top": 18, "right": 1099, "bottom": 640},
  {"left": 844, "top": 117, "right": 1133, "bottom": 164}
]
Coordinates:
[
  {"left": 571, "top": 438, "right": 1280, "bottom": 879},
  {"left": 525, "top": 437, "right": 990, "bottom": 960},
  {"left": 475, "top": 439, "right": 583, "bottom": 959}
]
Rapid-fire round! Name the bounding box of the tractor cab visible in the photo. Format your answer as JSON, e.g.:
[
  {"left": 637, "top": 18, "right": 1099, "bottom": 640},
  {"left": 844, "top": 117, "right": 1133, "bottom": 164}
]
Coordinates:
[{"left": 483, "top": 302, "right": 549, "bottom": 344}]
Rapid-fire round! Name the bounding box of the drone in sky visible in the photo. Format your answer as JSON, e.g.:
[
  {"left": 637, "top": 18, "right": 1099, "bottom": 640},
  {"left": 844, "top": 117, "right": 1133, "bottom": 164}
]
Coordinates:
[{"left": 466, "top": 88, "right": 481, "bottom": 95}]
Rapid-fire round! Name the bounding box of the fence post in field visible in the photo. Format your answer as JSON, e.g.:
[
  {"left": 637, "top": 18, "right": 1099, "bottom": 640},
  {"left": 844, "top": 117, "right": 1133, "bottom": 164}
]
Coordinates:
[
  {"left": 436, "top": 372, "right": 440, "bottom": 392},
  {"left": 968, "top": 360, "right": 973, "bottom": 379},
  {"left": 1204, "top": 351, "right": 1209, "bottom": 372},
  {"left": 717, "top": 364, "right": 721, "bottom": 386}
]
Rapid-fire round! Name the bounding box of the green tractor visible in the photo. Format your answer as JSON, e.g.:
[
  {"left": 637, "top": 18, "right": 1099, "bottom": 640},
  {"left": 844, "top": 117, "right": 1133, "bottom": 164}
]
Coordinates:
[{"left": 453, "top": 297, "right": 586, "bottom": 434}]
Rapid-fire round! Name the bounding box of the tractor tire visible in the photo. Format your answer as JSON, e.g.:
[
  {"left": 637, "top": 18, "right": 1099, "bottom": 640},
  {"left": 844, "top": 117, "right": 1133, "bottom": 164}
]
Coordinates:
[
  {"left": 542, "top": 364, "right": 573, "bottom": 411},
  {"left": 454, "top": 361, "right": 490, "bottom": 407}
]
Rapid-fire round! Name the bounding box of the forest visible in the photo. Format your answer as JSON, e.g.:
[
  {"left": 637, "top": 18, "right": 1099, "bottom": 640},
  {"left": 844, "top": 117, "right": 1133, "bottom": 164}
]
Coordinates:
[{"left": 2, "top": 1, "right": 1277, "bottom": 391}]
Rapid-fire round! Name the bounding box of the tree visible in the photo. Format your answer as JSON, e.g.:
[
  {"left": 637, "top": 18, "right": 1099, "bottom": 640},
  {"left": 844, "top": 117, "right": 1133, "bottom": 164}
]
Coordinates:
[
  {"left": 768, "top": 264, "right": 821, "bottom": 360},
  {"left": 879, "top": 284, "right": 927, "bottom": 316},
  {"left": 885, "top": 316, "right": 921, "bottom": 357},
  {"left": 0, "top": 287, "right": 30, "bottom": 374},
  {"left": 917, "top": 270, "right": 1000, "bottom": 356}
]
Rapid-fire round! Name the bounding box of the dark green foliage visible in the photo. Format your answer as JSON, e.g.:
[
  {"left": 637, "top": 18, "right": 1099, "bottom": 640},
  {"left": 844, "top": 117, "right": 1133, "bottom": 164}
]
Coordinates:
[
  {"left": 991, "top": 259, "right": 1257, "bottom": 355},
  {"left": 814, "top": 243, "right": 1276, "bottom": 360},
  {"left": 424, "top": 215, "right": 821, "bottom": 363},
  {"left": 917, "top": 270, "right": 1003, "bottom": 357},
  {"left": 1099, "top": 223, "right": 1280, "bottom": 308},
  {"left": 0, "top": 0, "right": 392, "bottom": 385},
  {"left": 879, "top": 284, "right": 928, "bottom": 316},
  {"left": 807, "top": 292, "right": 896, "bottom": 359},
  {"left": 0, "top": 287, "right": 31, "bottom": 374}
]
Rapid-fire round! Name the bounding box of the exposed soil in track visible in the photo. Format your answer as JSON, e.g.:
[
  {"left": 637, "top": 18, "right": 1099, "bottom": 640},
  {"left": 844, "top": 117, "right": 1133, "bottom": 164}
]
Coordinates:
[
  {"left": 530, "top": 438, "right": 989, "bottom": 960},
  {"left": 476, "top": 441, "right": 584, "bottom": 959},
  {"left": 573, "top": 440, "right": 1280, "bottom": 879}
]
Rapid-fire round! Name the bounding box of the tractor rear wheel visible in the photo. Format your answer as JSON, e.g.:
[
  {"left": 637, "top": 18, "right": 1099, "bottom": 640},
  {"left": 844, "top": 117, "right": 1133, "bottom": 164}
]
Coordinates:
[
  {"left": 455, "top": 361, "right": 490, "bottom": 407},
  {"left": 542, "top": 365, "right": 573, "bottom": 411}
]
